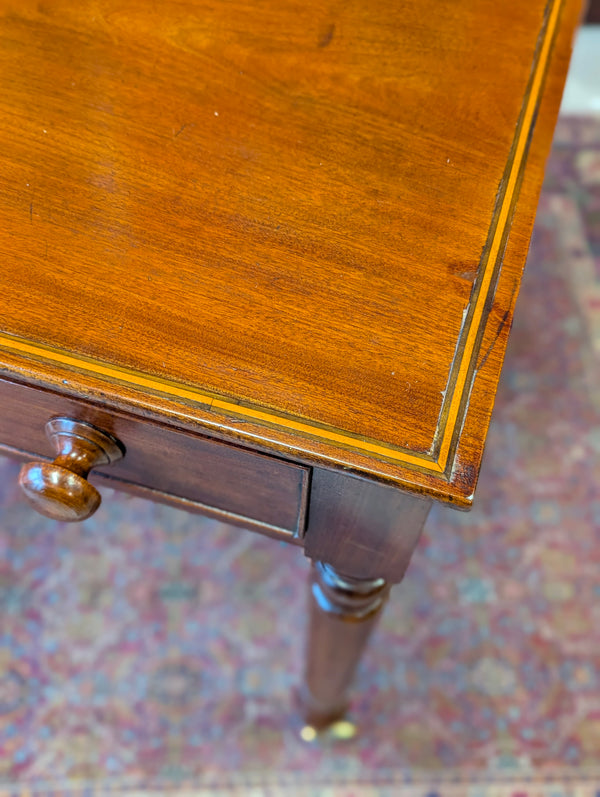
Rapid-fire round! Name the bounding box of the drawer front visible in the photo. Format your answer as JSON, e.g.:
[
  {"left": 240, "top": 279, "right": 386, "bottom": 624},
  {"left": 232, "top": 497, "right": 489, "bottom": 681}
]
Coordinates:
[{"left": 0, "top": 378, "right": 310, "bottom": 538}]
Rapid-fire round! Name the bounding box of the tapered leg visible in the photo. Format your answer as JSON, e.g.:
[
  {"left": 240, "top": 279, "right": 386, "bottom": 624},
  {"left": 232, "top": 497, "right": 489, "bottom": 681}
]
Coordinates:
[
  {"left": 299, "top": 470, "right": 431, "bottom": 730},
  {"left": 300, "top": 561, "right": 390, "bottom": 729}
]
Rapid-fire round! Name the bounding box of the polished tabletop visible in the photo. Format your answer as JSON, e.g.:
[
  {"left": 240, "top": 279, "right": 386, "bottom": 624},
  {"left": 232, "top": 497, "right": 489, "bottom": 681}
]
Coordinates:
[{"left": 0, "top": 0, "right": 580, "bottom": 505}]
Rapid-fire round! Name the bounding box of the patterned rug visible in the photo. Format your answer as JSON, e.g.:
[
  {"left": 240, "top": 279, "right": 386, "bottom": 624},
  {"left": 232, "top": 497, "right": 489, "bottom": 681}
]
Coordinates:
[{"left": 1, "top": 116, "right": 600, "bottom": 796}]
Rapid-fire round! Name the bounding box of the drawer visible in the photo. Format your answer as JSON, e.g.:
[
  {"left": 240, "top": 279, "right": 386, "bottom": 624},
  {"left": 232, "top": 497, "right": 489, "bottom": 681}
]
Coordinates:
[{"left": 0, "top": 378, "right": 310, "bottom": 539}]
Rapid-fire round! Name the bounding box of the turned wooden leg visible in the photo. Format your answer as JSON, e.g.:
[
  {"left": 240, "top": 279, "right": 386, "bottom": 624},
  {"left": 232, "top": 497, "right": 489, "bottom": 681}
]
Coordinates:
[
  {"left": 300, "top": 561, "right": 390, "bottom": 729},
  {"left": 299, "top": 470, "right": 431, "bottom": 731}
]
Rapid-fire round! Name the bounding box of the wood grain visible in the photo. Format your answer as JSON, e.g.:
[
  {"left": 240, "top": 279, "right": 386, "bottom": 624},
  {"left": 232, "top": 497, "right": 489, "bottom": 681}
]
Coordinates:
[
  {"left": 0, "top": 377, "right": 310, "bottom": 537},
  {"left": 0, "top": 0, "right": 582, "bottom": 503},
  {"left": 305, "top": 467, "right": 431, "bottom": 581}
]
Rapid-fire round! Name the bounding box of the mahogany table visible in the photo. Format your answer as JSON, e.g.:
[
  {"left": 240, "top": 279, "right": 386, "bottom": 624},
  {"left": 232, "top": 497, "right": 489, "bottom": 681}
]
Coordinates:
[{"left": 0, "top": 0, "right": 581, "bottom": 730}]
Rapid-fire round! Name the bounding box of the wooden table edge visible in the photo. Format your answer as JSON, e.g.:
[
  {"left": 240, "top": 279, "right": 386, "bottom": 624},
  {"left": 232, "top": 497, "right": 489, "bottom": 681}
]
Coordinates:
[{"left": 0, "top": 0, "right": 581, "bottom": 509}]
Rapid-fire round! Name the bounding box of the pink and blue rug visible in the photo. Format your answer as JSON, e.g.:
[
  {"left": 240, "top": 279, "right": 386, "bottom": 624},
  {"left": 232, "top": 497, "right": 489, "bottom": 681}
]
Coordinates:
[{"left": 0, "top": 117, "right": 600, "bottom": 795}]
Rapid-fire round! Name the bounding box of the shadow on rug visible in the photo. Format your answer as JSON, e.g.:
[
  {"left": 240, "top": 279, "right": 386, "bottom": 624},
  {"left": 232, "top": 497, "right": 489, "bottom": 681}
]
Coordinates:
[{"left": 0, "top": 117, "right": 599, "bottom": 796}]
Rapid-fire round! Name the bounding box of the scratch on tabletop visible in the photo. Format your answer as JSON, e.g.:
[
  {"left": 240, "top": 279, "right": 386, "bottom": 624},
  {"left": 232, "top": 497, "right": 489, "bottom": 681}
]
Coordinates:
[
  {"left": 173, "top": 123, "right": 193, "bottom": 138},
  {"left": 318, "top": 23, "right": 335, "bottom": 48},
  {"left": 476, "top": 307, "right": 511, "bottom": 373},
  {"left": 476, "top": 278, "right": 519, "bottom": 372}
]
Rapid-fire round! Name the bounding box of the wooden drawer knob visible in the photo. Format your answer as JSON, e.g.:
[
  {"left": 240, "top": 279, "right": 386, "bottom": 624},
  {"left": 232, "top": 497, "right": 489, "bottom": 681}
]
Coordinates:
[{"left": 19, "top": 418, "right": 125, "bottom": 522}]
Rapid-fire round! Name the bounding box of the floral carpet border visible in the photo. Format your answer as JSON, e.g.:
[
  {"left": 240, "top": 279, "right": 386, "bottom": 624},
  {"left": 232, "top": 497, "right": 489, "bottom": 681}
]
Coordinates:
[{"left": 2, "top": 769, "right": 600, "bottom": 797}]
